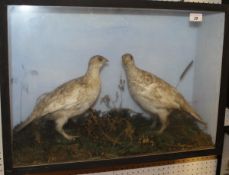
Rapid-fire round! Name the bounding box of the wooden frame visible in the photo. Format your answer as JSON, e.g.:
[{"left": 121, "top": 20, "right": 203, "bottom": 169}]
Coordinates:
[{"left": 1, "top": 1, "right": 229, "bottom": 175}]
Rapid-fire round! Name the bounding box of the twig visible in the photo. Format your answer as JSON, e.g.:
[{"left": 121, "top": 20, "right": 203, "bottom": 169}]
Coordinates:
[{"left": 176, "top": 60, "right": 194, "bottom": 88}]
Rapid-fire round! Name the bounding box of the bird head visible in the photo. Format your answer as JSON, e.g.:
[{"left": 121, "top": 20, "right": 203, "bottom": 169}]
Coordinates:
[
  {"left": 89, "top": 55, "right": 109, "bottom": 70},
  {"left": 122, "top": 53, "right": 135, "bottom": 68}
]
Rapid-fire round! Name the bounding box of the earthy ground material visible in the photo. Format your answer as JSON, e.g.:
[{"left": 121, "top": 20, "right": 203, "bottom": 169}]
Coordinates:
[{"left": 13, "top": 108, "right": 213, "bottom": 167}]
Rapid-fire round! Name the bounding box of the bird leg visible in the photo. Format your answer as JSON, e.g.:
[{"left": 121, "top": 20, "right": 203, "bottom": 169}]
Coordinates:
[
  {"left": 155, "top": 109, "right": 170, "bottom": 134},
  {"left": 55, "top": 116, "right": 79, "bottom": 141}
]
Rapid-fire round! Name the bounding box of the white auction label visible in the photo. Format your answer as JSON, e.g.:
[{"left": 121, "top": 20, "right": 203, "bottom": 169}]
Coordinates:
[{"left": 189, "top": 13, "right": 203, "bottom": 22}]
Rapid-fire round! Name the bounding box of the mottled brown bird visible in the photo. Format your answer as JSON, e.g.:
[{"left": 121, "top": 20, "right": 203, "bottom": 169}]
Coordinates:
[
  {"left": 122, "top": 53, "right": 206, "bottom": 134},
  {"left": 15, "top": 55, "right": 108, "bottom": 140}
]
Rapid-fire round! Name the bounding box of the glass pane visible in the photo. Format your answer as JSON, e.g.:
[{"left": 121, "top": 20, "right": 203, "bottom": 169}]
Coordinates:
[{"left": 7, "top": 6, "right": 225, "bottom": 167}]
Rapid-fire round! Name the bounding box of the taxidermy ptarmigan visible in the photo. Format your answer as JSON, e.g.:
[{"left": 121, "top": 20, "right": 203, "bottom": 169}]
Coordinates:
[
  {"left": 15, "top": 55, "right": 108, "bottom": 140},
  {"left": 122, "top": 53, "right": 206, "bottom": 134}
]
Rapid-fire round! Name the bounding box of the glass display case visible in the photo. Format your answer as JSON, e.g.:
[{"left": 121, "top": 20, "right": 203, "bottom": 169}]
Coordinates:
[{"left": 0, "top": 0, "right": 228, "bottom": 174}]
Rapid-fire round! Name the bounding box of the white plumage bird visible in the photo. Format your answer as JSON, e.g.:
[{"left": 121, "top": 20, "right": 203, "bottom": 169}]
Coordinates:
[
  {"left": 15, "top": 55, "right": 108, "bottom": 140},
  {"left": 122, "top": 53, "right": 206, "bottom": 134}
]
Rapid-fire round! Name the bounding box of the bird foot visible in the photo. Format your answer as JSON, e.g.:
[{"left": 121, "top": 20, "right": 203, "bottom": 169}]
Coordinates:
[
  {"left": 154, "top": 126, "right": 166, "bottom": 135},
  {"left": 59, "top": 129, "right": 79, "bottom": 141},
  {"left": 154, "top": 129, "right": 163, "bottom": 135},
  {"left": 64, "top": 134, "right": 80, "bottom": 141},
  {"left": 150, "top": 121, "right": 157, "bottom": 129}
]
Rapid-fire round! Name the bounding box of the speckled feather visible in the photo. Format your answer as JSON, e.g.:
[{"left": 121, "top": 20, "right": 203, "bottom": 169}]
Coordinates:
[
  {"left": 15, "top": 55, "right": 108, "bottom": 140},
  {"left": 122, "top": 53, "right": 206, "bottom": 134}
]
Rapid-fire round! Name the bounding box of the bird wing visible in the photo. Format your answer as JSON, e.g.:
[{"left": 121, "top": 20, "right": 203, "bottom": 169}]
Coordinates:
[
  {"left": 36, "top": 77, "right": 86, "bottom": 116},
  {"left": 138, "top": 72, "right": 184, "bottom": 110},
  {"left": 35, "top": 92, "right": 49, "bottom": 105}
]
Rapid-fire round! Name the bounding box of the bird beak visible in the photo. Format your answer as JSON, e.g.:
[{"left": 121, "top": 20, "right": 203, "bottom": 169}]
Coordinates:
[
  {"left": 104, "top": 58, "right": 109, "bottom": 62},
  {"left": 103, "top": 58, "right": 109, "bottom": 66}
]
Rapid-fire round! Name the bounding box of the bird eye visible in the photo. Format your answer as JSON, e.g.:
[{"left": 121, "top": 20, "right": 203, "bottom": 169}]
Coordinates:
[{"left": 98, "top": 57, "right": 103, "bottom": 62}]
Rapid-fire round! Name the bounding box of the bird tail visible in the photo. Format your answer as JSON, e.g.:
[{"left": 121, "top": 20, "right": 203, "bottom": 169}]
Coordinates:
[
  {"left": 14, "top": 112, "right": 37, "bottom": 132},
  {"left": 183, "top": 103, "right": 207, "bottom": 128}
]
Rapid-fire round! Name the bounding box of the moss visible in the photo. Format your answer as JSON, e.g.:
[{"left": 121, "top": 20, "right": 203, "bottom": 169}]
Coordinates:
[{"left": 13, "top": 108, "right": 213, "bottom": 166}]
